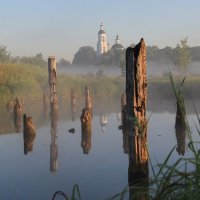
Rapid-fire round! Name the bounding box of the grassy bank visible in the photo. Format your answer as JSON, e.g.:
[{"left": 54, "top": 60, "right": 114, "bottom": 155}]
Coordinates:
[{"left": 1, "top": 63, "right": 200, "bottom": 109}]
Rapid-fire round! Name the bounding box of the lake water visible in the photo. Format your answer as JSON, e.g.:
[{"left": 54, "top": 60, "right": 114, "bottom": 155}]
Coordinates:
[{"left": 0, "top": 100, "right": 199, "bottom": 200}]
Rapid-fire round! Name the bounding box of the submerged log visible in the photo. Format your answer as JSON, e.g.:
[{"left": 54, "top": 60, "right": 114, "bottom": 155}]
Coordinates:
[{"left": 23, "top": 114, "right": 36, "bottom": 154}]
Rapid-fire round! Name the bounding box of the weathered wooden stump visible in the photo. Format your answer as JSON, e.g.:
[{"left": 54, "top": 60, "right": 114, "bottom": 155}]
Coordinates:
[
  {"left": 175, "top": 100, "right": 186, "bottom": 156},
  {"left": 80, "top": 87, "right": 93, "bottom": 154},
  {"left": 123, "top": 38, "right": 148, "bottom": 198},
  {"left": 23, "top": 114, "right": 36, "bottom": 154},
  {"left": 13, "top": 98, "right": 23, "bottom": 133},
  {"left": 48, "top": 56, "right": 57, "bottom": 96}
]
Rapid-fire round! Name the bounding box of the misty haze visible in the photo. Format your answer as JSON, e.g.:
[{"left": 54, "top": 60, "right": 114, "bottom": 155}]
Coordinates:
[{"left": 1, "top": 1, "right": 200, "bottom": 200}]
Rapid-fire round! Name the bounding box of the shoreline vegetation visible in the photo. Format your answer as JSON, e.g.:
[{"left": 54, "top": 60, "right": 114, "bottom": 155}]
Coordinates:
[{"left": 1, "top": 63, "right": 200, "bottom": 106}]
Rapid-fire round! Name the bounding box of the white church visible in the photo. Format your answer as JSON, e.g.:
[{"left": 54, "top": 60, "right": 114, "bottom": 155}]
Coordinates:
[{"left": 96, "top": 23, "right": 124, "bottom": 55}]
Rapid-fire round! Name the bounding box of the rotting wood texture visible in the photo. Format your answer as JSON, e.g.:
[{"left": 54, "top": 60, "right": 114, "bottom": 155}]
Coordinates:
[{"left": 125, "top": 38, "right": 148, "bottom": 189}]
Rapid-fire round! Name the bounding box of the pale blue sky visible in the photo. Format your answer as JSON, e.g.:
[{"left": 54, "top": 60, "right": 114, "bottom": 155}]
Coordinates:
[{"left": 1, "top": 0, "right": 200, "bottom": 61}]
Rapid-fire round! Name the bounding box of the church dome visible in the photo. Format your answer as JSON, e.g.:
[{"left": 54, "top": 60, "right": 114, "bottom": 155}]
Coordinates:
[
  {"left": 111, "top": 35, "right": 124, "bottom": 50},
  {"left": 98, "top": 29, "right": 106, "bottom": 34},
  {"left": 111, "top": 43, "right": 124, "bottom": 49}
]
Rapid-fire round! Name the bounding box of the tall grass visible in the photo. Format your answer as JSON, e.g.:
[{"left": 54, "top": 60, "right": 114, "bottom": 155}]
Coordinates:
[{"left": 108, "top": 73, "right": 200, "bottom": 200}]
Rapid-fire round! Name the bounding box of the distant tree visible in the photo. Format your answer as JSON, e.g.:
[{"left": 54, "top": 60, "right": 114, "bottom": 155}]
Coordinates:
[
  {"left": 174, "top": 37, "right": 191, "bottom": 69},
  {"left": 72, "top": 46, "right": 96, "bottom": 66},
  {"left": 97, "top": 46, "right": 125, "bottom": 67},
  {"left": 58, "top": 58, "right": 71, "bottom": 67},
  {"left": 190, "top": 46, "right": 200, "bottom": 61},
  {"left": 19, "top": 53, "right": 47, "bottom": 67},
  {"left": 0, "top": 45, "right": 11, "bottom": 62},
  {"left": 118, "top": 49, "right": 126, "bottom": 76}
]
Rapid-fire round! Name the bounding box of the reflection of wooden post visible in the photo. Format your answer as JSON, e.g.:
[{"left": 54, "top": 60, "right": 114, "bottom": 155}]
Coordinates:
[
  {"left": 125, "top": 39, "right": 148, "bottom": 198},
  {"left": 50, "top": 94, "right": 58, "bottom": 174},
  {"left": 85, "top": 86, "right": 92, "bottom": 110},
  {"left": 48, "top": 56, "right": 57, "bottom": 96},
  {"left": 71, "top": 89, "right": 77, "bottom": 121},
  {"left": 23, "top": 114, "right": 36, "bottom": 155},
  {"left": 80, "top": 111, "right": 92, "bottom": 154},
  {"left": 175, "top": 100, "right": 186, "bottom": 156},
  {"left": 43, "top": 94, "right": 48, "bottom": 118},
  {"left": 121, "top": 94, "right": 126, "bottom": 127},
  {"left": 13, "top": 97, "right": 23, "bottom": 133}
]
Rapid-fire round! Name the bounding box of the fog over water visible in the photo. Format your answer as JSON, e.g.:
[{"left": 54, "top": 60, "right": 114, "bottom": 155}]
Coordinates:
[{"left": 57, "top": 61, "right": 200, "bottom": 77}]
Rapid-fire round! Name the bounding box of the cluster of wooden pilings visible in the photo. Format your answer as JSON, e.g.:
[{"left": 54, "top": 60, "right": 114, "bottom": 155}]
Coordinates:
[
  {"left": 5, "top": 96, "right": 36, "bottom": 155},
  {"left": 122, "top": 38, "right": 148, "bottom": 198}
]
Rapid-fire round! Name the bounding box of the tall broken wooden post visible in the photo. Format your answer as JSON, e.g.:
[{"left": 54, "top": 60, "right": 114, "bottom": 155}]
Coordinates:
[
  {"left": 48, "top": 56, "right": 57, "bottom": 97},
  {"left": 80, "top": 86, "right": 92, "bottom": 154},
  {"left": 125, "top": 38, "right": 148, "bottom": 198}
]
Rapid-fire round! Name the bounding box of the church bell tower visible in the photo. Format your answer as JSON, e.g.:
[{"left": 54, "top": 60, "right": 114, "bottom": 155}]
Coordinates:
[{"left": 96, "top": 23, "right": 108, "bottom": 55}]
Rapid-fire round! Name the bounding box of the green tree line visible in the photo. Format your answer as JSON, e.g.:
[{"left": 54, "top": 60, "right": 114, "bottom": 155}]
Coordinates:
[{"left": 72, "top": 38, "right": 197, "bottom": 69}]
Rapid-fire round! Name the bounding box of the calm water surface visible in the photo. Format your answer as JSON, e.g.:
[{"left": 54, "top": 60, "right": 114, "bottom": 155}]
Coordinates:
[{"left": 0, "top": 108, "right": 198, "bottom": 200}]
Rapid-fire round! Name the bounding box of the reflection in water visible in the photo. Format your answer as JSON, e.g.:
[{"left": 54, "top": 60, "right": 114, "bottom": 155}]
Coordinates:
[
  {"left": 13, "top": 97, "right": 23, "bottom": 133},
  {"left": 71, "top": 89, "right": 77, "bottom": 121},
  {"left": 175, "top": 101, "right": 186, "bottom": 156},
  {"left": 81, "top": 108, "right": 92, "bottom": 154},
  {"left": 81, "top": 120, "right": 92, "bottom": 154},
  {"left": 99, "top": 115, "right": 108, "bottom": 132},
  {"left": 50, "top": 94, "right": 58, "bottom": 174},
  {"left": 43, "top": 94, "right": 49, "bottom": 118},
  {"left": 23, "top": 114, "right": 36, "bottom": 155}
]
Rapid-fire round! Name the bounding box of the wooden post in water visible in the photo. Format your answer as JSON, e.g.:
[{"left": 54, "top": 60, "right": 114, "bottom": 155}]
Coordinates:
[
  {"left": 80, "top": 86, "right": 92, "bottom": 154},
  {"left": 48, "top": 56, "right": 57, "bottom": 96},
  {"left": 125, "top": 38, "right": 148, "bottom": 198},
  {"left": 23, "top": 114, "right": 36, "bottom": 155},
  {"left": 13, "top": 97, "right": 23, "bottom": 133}
]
